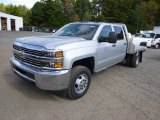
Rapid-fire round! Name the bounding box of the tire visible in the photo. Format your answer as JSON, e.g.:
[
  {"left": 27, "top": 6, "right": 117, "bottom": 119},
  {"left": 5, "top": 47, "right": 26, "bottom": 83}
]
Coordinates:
[
  {"left": 126, "top": 54, "right": 132, "bottom": 67},
  {"left": 130, "top": 52, "right": 140, "bottom": 68},
  {"left": 155, "top": 44, "right": 159, "bottom": 49},
  {"left": 68, "top": 66, "right": 91, "bottom": 100}
]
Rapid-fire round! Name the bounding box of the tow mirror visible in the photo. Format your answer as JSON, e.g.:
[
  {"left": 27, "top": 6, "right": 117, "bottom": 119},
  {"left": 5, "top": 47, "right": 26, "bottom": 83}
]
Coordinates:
[
  {"left": 99, "top": 32, "right": 117, "bottom": 43},
  {"left": 108, "top": 32, "right": 117, "bottom": 43}
]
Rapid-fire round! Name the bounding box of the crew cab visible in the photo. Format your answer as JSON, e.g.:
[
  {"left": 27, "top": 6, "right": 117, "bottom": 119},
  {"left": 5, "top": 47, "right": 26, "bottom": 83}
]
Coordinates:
[{"left": 10, "top": 22, "right": 146, "bottom": 99}]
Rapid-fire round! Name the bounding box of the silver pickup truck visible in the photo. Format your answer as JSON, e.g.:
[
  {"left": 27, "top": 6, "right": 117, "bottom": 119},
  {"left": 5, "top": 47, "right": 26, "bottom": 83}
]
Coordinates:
[{"left": 10, "top": 22, "right": 146, "bottom": 99}]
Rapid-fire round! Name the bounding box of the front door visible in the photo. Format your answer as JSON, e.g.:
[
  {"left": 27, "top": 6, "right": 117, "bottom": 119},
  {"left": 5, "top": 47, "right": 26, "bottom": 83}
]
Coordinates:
[{"left": 97, "top": 25, "right": 117, "bottom": 70}]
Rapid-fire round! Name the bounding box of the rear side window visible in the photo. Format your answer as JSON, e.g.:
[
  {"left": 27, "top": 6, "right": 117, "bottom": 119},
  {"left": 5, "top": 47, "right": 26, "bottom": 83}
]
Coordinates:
[{"left": 113, "top": 26, "right": 124, "bottom": 40}]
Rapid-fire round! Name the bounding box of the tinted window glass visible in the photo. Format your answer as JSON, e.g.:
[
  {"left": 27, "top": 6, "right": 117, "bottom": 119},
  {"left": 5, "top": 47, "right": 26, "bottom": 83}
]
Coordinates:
[
  {"left": 113, "top": 26, "right": 124, "bottom": 40},
  {"left": 99, "top": 25, "right": 112, "bottom": 39},
  {"left": 144, "top": 33, "right": 155, "bottom": 38},
  {"left": 155, "top": 34, "right": 160, "bottom": 39}
]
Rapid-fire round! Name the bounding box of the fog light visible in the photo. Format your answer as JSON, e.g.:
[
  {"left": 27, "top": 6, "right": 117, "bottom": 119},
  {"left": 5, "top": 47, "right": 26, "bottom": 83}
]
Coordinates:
[{"left": 54, "top": 62, "right": 63, "bottom": 68}]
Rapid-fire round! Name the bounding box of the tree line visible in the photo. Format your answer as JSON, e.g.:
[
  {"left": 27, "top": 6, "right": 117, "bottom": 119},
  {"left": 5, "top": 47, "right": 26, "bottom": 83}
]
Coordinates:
[{"left": 0, "top": 0, "right": 160, "bottom": 33}]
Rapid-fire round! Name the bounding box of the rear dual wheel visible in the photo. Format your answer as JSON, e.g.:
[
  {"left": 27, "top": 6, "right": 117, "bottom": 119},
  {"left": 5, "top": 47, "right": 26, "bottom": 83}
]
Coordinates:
[
  {"left": 126, "top": 52, "right": 140, "bottom": 68},
  {"left": 155, "top": 44, "right": 160, "bottom": 49}
]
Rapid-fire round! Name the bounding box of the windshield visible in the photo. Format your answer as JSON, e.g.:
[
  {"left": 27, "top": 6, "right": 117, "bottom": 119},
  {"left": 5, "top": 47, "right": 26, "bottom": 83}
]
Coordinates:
[
  {"left": 55, "top": 23, "right": 99, "bottom": 40},
  {"left": 144, "top": 33, "right": 155, "bottom": 38}
]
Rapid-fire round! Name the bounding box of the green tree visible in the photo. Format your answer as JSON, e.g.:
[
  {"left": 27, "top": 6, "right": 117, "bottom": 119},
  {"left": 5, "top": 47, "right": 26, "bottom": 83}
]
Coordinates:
[
  {"left": 17, "top": 5, "right": 31, "bottom": 26},
  {"left": 5, "top": 4, "right": 19, "bottom": 16},
  {"left": 61, "top": 0, "right": 75, "bottom": 22},
  {"left": 0, "top": 3, "right": 5, "bottom": 12},
  {"left": 31, "top": 0, "right": 67, "bottom": 28},
  {"left": 74, "top": 0, "right": 92, "bottom": 21},
  {"left": 31, "top": 2, "right": 45, "bottom": 27},
  {"left": 1, "top": 0, "right": 160, "bottom": 33},
  {"left": 136, "top": 0, "right": 159, "bottom": 30},
  {"left": 99, "top": 0, "right": 160, "bottom": 33}
]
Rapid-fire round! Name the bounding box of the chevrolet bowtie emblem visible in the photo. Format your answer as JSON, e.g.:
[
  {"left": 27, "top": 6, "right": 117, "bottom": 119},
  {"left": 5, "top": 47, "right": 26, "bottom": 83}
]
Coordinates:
[{"left": 21, "top": 51, "right": 25, "bottom": 59}]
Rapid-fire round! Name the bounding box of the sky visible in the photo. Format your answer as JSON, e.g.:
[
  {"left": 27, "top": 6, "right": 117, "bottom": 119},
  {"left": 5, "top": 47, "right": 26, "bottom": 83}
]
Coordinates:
[{"left": 0, "top": 0, "right": 40, "bottom": 8}]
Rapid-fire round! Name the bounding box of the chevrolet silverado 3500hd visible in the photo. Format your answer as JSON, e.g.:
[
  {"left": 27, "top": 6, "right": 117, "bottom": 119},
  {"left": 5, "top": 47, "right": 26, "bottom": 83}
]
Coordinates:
[{"left": 10, "top": 22, "right": 146, "bottom": 99}]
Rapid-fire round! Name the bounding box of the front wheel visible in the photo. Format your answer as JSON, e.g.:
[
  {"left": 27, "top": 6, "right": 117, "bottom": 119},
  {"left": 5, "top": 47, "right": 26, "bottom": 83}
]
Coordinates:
[{"left": 67, "top": 66, "right": 91, "bottom": 100}]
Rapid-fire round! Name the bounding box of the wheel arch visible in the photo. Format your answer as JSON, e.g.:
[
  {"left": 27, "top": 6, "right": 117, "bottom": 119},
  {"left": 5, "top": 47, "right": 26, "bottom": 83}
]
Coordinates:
[{"left": 72, "top": 57, "right": 95, "bottom": 73}]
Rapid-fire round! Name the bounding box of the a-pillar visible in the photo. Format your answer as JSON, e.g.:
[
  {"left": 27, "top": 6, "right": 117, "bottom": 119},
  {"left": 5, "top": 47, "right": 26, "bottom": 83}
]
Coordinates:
[
  {"left": 7, "top": 18, "right": 11, "bottom": 31},
  {"left": 0, "top": 17, "right": 1, "bottom": 30}
]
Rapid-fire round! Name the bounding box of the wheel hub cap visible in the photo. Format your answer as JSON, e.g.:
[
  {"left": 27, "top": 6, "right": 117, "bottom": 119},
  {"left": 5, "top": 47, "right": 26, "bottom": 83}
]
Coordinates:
[{"left": 74, "top": 74, "right": 88, "bottom": 94}]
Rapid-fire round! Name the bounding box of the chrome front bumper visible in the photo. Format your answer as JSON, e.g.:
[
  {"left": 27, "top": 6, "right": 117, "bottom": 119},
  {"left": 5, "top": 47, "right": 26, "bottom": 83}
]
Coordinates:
[{"left": 10, "top": 57, "right": 71, "bottom": 90}]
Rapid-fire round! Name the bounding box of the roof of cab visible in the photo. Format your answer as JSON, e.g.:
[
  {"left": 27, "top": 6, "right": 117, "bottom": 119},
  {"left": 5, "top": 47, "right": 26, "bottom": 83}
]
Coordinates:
[{"left": 70, "top": 22, "right": 126, "bottom": 26}]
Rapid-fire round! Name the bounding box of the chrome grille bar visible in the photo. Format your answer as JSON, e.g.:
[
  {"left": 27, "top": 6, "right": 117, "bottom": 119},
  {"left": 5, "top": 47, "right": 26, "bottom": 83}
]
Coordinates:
[
  {"left": 13, "top": 44, "right": 22, "bottom": 51},
  {"left": 14, "top": 53, "right": 43, "bottom": 67},
  {"left": 23, "top": 47, "right": 43, "bottom": 56}
]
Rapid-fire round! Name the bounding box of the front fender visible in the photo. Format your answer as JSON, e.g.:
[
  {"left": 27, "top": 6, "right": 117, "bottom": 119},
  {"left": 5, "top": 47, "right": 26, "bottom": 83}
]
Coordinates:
[{"left": 63, "top": 47, "right": 97, "bottom": 69}]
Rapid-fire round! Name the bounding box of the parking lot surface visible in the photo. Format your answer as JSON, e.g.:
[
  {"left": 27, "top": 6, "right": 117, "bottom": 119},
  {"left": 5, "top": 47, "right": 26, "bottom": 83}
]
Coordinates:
[{"left": 0, "top": 31, "right": 160, "bottom": 120}]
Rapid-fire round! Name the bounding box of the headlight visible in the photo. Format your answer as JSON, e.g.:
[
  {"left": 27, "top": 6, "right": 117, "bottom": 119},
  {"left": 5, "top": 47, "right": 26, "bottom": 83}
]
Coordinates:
[
  {"left": 47, "top": 52, "right": 55, "bottom": 57},
  {"left": 44, "top": 50, "right": 63, "bottom": 58},
  {"left": 45, "top": 50, "right": 63, "bottom": 68}
]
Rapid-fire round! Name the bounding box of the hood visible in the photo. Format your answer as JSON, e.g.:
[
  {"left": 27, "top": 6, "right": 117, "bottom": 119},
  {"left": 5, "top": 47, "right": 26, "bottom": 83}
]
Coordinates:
[{"left": 15, "top": 35, "right": 86, "bottom": 49}]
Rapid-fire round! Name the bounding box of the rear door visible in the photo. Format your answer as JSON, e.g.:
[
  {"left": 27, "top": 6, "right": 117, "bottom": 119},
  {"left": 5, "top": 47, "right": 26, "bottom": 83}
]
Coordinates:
[{"left": 113, "top": 26, "right": 127, "bottom": 61}]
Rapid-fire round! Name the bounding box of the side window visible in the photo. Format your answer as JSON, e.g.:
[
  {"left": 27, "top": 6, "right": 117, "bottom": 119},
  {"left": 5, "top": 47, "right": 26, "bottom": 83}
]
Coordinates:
[
  {"left": 155, "top": 34, "right": 160, "bottom": 39},
  {"left": 113, "top": 26, "right": 124, "bottom": 40},
  {"left": 99, "top": 25, "right": 112, "bottom": 40}
]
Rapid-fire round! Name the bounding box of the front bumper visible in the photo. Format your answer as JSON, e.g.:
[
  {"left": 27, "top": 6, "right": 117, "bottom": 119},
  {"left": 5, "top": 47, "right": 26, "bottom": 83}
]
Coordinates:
[{"left": 10, "top": 57, "right": 71, "bottom": 90}]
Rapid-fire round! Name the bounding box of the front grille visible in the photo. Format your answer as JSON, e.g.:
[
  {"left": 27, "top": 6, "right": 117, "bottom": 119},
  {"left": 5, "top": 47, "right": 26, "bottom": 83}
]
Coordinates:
[
  {"left": 14, "top": 53, "right": 50, "bottom": 68},
  {"left": 13, "top": 43, "right": 53, "bottom": 68},
  {"left": 13, "top": 44, "right": 43, "bottom": 56},
  {"left": 13, "top": 44, "right": 22, "bottom": 51},
  {"left": 23, "top": 47, "right": 43, "bottom": 56}
]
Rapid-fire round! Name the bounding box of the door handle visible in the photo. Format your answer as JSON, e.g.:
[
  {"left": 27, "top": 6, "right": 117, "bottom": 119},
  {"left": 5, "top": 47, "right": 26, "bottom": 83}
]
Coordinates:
[
  {"left": 124, "top": 43, "right": 127, "bottom": 45},
  {"left": 112, "top": 44, "right": 116, "bottom": 47}
]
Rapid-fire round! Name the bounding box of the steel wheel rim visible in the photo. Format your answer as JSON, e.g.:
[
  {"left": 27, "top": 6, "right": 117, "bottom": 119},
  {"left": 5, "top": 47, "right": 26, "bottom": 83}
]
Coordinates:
[
  {"left": 155, "top": 44, "right": 159, "bottom": 49},
  {"left": 74, "top": 74, "right": 88, "bottom": 94}
]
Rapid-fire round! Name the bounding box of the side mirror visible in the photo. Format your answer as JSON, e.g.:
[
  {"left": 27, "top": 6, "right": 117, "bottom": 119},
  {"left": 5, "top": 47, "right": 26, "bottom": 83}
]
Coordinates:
[
  {"left": 108, "top": 32, "right": 117, "bottom": 43},
  {"left": 99, "top": 32, "right": 117, "bottom": 43}
]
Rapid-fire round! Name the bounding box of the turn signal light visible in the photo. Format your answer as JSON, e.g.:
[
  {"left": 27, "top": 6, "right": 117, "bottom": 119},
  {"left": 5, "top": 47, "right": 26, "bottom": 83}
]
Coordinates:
[{"left": 55, "top": 51, "right": 63, "bottom": 58}]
